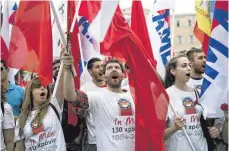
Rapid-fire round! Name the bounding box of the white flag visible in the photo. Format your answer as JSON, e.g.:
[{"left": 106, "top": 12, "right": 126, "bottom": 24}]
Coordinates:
[
  {"left": 146, "top": 0, "right": 175, "bottom": 78},
  {"left": 200, "top": 2, "right": 228, "bottom": 118},
  {"left": 89, "top": 0, "right": 118, "bottom": 42}
]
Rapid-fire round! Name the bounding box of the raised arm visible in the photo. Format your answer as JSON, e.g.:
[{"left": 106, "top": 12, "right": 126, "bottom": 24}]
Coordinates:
[{"left": 62, "top": 52, "right": 89, "bottom": 109}]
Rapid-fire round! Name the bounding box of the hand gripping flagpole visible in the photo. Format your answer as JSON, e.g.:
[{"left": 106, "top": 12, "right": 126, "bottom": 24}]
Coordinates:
[
  {"left": 169, "top": 103, "right": 196, "bottom": 151},
  {"left": 49, "top": 0, "right": 77, "bottom": 97}
]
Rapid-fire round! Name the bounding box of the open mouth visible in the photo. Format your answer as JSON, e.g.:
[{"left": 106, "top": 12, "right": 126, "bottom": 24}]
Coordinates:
[
  {"left": 186, "top": 73, "right": 191, "bottom": 77},
  {"left": 112, "top": 75, "right": 118, "bottom": 79},
  {"left": 40, "top": 92, "right": 45, "bottom": 97}
]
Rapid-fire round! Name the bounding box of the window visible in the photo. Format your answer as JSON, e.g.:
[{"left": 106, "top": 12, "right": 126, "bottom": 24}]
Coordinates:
[
  {"left": 188, "top": 19, "right": 192, "bottom": 26},
  {"left": 177, "top": 36, "right": 183, "bottom": 44},
  {"left": 189, "top": 35, "right": 194, "bottom": 43},
  {"left": 176, "top": 20, "right": 180, "bottom": 27}
]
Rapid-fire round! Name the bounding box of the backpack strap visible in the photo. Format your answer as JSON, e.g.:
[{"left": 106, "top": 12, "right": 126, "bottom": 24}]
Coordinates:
[
  {"left": 49, "top": 103, "right": 60, "bottom": 121},
  {"left": 193, "top": 88, "right": 200, "bottom": 101}
]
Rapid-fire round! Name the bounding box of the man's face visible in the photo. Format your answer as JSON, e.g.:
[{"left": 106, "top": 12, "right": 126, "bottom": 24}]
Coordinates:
[
  {"left": 191, "top": 52, "right": 206, "bottom": 74},
  {"left": 1, "top": 63, "right": 8, "bottom": 81},
  {"left": 53, "top": 62, "right": 60, "bottom": 79},
  {"left": 89, "top": 61, "right": 104, "bottom": 82},
  {"left": 104, "top": 62, "right": 123, "bottom": 88}
]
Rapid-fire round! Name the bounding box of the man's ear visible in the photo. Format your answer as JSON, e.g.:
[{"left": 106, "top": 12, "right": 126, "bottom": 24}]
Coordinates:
[
  {"left": 88, "top": 69, "right": 93, "bottom": 76},
  {"left": 189, "top": 60, "right": 194, "bottom": 67},
  {"left": 170, "top": 68, "right": 176, "bottom": 76}
]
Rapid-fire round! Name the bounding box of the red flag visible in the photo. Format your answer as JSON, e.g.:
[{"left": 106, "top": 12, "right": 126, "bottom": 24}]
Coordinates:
[
  {"left": 67, "top": 0, "right": 81, "bottom": 89},
  {"left": 8, "top": 1, "right": 53, "bottom": 86},
  {"left": 67, "top": 0, "right": 81, "bottom": 126},
  {"left": 17, "top": 72, "right": 24, "bottom": 87},
  {"left": 101, "top": 7, "right": 169, "bottom": 151},
  {"left": 193, "top": 23, "right": 209, "bottom": 54},
  {"left": 24, "top": 80, "right": 29, "bottom": 87},
  {"left": 131, "top": 0, "right": 157, "bottom": 68},
  {"left": 1, "top": 37, "right": 8, "bottom": 61},
  {"left": 78, "top": 1, "right": 101, "bottom": 23}
]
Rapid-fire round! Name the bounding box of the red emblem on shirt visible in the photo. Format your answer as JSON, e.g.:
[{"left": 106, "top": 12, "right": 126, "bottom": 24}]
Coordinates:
[
  {"left": 118, "top": 98, "right": 133, "bottom": 116},
  {"left": 182, "top": 97, "right": 196, "bottom": 114},
  {"left": 31, "top": 120, "right": 44, "bottom": 135}
]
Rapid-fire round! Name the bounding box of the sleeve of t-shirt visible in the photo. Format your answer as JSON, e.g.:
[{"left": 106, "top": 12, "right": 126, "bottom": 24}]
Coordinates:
[
  {"left": 14, "top": 119, "right": 25, "bottom": 142},
  {"left": 3, "top": 103, "right": 15, "bottom": 129},
  {"left": 87, "top": 91, "right": 101, "bottom": 114}
]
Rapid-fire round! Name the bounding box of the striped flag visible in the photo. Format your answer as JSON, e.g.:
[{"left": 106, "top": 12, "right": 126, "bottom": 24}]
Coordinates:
[
  {"left": 146, "top": 0, "right": 175, "bottom": 78},
  {"left": 193, "top": 0, "right": 211, "bottom": 54},
  {"left": 200, "top": 1, "right": 228, "bottom": 118}
]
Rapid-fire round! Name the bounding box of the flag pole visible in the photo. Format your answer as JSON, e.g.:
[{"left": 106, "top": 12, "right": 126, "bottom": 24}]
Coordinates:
[
  {"left": 70, "top": 0, "right": 85, "bottom": 76},
  {"left": 169, "top": 103, "right": 196, "bottom": 151},
  {"left": 49, "top": 0, "right": 77, "bottom": 97},
  {"left": 70, "top": 0, "right": 88, "bottom": 90}
]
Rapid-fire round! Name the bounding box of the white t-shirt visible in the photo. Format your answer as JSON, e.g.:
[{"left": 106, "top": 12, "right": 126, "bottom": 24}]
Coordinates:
[
  {"left": 87, "top": 89, "right": 135, "bottom": 151},
  {"left": 165, "top": 85, "right": 207, "bottom": 151},
  {"left": 80, "top": 82, "right": 106, "bottom": 144},
  {"left": 187, "top": 77, "right": 203, "bottom": 93},
  {"left": 1, "top": 103, "right": 15, "bottom": 151},
  {"left": 14, "top": 97, "right": 66, "bottom": 151}
]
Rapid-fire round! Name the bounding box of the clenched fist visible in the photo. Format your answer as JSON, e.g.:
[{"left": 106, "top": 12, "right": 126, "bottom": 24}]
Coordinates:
[{"left": 172, "top": 117, "right": 184, "bottom": 131}]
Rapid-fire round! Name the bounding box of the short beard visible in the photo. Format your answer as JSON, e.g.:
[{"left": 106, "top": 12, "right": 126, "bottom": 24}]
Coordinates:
[
  {"left": 96, "top": 79, "right": 104, "bottom": 82},
  {"left": 107, "top": 82, "right": 121, "bottom": 89}
]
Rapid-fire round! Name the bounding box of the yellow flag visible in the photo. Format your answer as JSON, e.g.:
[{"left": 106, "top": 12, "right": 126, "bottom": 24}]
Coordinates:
[{"left": 195, "top": 0, "right": 211, "bottom": 36}]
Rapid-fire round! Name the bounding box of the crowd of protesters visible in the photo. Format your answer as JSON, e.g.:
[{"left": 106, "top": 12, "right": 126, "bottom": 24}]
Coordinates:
[{"left": 1, "top": 47, "right": 228, "bottom": 151}]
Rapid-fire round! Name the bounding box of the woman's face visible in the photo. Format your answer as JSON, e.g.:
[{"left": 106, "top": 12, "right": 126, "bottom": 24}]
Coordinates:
[
  {"left": 171, "top": 57, "right": 191, "bottom": 83},
  {"left": 32, "top": 85, "right": 48, "bottom": 104}
]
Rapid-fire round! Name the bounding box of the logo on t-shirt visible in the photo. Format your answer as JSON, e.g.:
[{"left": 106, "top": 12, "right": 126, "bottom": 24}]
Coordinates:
[
  {"left": 182, "top": 97, "right": 196, "bottom": 114},
  {"left": 31, "top": 120, "right": 44, "bottom": 135},
  {"left": 118, "top": 98, "right": 133, "bottom": 116}
]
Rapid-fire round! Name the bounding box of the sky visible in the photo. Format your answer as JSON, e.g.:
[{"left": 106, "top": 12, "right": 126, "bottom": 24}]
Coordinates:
[
  {"left": 53, "top": 0, "right": 195, "bottom": 15},
  {"left": 119, "top": 0, "right": 195, "bottom": 14}
]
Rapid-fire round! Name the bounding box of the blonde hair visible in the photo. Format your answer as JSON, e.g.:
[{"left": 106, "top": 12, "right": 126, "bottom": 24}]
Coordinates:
[{"left": 18, "top": 77, "right": 51, "bottom": 135}]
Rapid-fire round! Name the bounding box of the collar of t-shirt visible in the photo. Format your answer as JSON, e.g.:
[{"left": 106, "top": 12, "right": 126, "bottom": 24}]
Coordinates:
[
  {"left": 7, "top": 82, "right": 15, "bottom": 91},
  {"left": 99, "top": 84, "right": 107, "bottom": 88},
  {"left": 190, "top": 77, "right": 203, "bottom": 80}
]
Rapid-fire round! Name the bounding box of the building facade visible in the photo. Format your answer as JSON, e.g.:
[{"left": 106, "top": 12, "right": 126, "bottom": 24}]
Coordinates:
[{"left": 121, "top": 7, "right": 202, "bottom": 55}]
